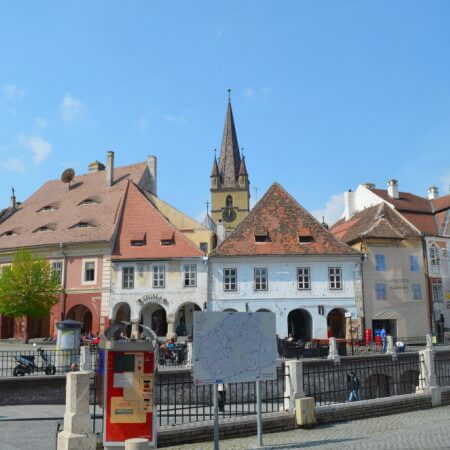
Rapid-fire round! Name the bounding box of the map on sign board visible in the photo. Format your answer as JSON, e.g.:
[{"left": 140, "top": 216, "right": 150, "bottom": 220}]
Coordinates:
[{"left": 193, "top": 311, "right": 277, "bottom": 385}]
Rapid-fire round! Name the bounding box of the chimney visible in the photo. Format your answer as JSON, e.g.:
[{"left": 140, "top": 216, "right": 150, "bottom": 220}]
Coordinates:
[
  {"left": 10, "top": 187, "right": 16, "bottom": 210},
  {"left": 106, "top": 151, "right": 114, "bottom": 187},
  {"left": 344, "top": 190, "right": 355, "bottom": 221},
  {"left": 387, "top": 179, "right": 399, "bottom": 199},
  {"left": 88, "top": 160, "right": 105, "bottom": 173},
  {"left": 427, "top": 186, "right": 439, "bottom": 200},
  {"left": 147, "top": 155, "right": 157, "bottom": 195},
  {"left": 362, "top": 182, "right": 375, "bottom": 189},
  {"left": 216, "top": 220, "right": 226, "bottom": 245}
]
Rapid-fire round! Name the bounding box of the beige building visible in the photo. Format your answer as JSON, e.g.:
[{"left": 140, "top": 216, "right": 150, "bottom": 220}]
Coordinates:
[{"left": 331, "top": 203, "right": 430, "bottom": 338}]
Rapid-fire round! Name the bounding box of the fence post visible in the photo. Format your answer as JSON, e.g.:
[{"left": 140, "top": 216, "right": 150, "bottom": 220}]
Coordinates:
[
  {"left": 284, "top": 360, "right": 304, "bottom": 412},
  {"left": 327, "top": 337, "right": 341, "bottom": 364},
  {"left": 386, "top": 336, "right": 396, "bottom": 359},
  {"left": 79, "top": 346, "right": 92, "bottom": 372},
  {"left": 57, "top": 371, "right": 96, "bottom": 450},
  {"left": 419, "top": 333, "right": 441, "bottom": 406}
]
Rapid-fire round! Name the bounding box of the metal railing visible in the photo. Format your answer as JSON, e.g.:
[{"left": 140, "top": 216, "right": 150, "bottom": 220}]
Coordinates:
[
  {"left": 277, "top": 338, "right": 329, "bottom": 359},
  {"left": 435, "top": 352, "right": 450, "bottom": 387},
  {"left": 155, "top": 364, "right": 288, "bottom": 426},
  {"left": 0, "top": 348, "right": 80, "bottom": 377},
  {"left": 303, "top": 353, "right": 423, "bottom": 406}
]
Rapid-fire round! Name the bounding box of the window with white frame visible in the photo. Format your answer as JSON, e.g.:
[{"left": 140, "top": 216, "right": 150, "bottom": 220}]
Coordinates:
[
  {"left": 410, "top": 255, "right": 419, "bottom": 272},
  {"left": 153, "top": 265, "right": 165, "bottom": 288},
  {"left": 297, "top": 267, "right": 310, "bottom": 290},
  {"left": 432, "top": 282, "right": 443, "bottom": 304},
  {"left": 328, "top": 267, "right": 342, "bottom": 290},
  {"left": 223, "top": 268, "right": 237, "bottom": 291},
  {"left": 430, "top": 244, "right": 440, "bottom": 274},
  {"left": 122, "top": 267, "right": 135, "bottom": 289},
  {"left": 254, "top": 268, "right": 268, "bottom": 291},
  {"left": 84, "top": 261, "right": 96, "bottom": 283},
  {"left": 51, "top": 261, "right": 63, "bottom": 284},
  {"left": 375, "top": 254, "right": 386, "bottom": 271},
  {"left": 183, "top": 264, "right": 197, "bottom": 287},
  {"left": 375, "top": 283, "right": 387, "bottom": 300},
  {"left": 412, "top": 283, "right": 422, "bottom": 300}
]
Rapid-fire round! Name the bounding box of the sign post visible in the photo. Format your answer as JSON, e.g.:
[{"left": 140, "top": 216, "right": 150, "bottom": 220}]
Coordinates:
[{"left": 193, "top": 311, "right": 277, "bottom": 450}]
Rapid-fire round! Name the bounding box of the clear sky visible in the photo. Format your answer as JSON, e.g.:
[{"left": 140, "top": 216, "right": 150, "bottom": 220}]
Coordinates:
[{"left": 1, "top": 1, "right": 449, "bottom": 225}]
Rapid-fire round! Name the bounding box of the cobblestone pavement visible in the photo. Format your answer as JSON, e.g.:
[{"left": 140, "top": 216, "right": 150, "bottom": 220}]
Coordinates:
[{"left": 164, "top": 406, "right": 450, "bottom": 450}]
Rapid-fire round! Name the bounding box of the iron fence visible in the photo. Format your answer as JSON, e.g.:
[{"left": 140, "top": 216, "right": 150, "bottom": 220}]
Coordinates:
[
  {"left": 303, "top": 353, "right": 423, "bottom": 406},
  {"left": 277, "top": 338, "right": 329, "bottom": 359},
  {"left": 435, "top": 352, "right": 450, "bottom": 387},
  {"left": 0, "top": 348, "right": 80, "bottom": 377}
]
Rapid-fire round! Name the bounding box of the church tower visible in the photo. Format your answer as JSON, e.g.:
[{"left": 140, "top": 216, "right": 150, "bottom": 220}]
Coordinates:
[{"left": 210, "top": 94, "right": 250, "bottom": 231}]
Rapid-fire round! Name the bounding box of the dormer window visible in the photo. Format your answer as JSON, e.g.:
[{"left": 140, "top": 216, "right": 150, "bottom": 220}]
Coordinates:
[
  {"left": 130, "top": 232, "right": 146, "bottom": 247},
  {"left": 298, "top": 228, "right": 314, "bottom": 244},
  {"left": 77, "top": 197, "right": 100, "bottom": 206},
  {"left": 254, "top": 228, "right": 269, "bottom": 242},
  {"left": 70, "top": 221, "right": 96, "bottom": 229},
  {"left": 37, "top": 204, "right": 57, "bottom": 213},
  {"left": 161, "top": 231, "right": 174, "bottom": 246},
  {"left": 33, "top": 225, "right": 54, "bottom": 233},
  {"left": 1, "top": 230, "right": 18, "bottom": 237}
]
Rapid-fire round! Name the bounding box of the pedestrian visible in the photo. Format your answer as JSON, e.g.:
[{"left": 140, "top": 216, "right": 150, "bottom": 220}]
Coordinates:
[
  {"left": 380, "top": 328, "right": 387, "bottom": 353},
  {"left": 347, "top": 371, "right": 360, "bottom": 402},
  {"left": 70, "top": 362, "right": 79, "bottom": 372},
  {"left": 439, "top": 314, "right": 445, "bottom": 344},
  {"left": 218, "top": 383, "right": 226, "bottom": 412}
]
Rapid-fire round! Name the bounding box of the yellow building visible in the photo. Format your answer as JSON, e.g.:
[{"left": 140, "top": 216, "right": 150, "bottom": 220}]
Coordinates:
[{"left": 210, "top": 98, "right": 250, "bottom": 232}]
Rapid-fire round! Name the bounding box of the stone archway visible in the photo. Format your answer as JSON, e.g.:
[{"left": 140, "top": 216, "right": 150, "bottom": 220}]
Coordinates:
[
  {"left": 327, "top": 308, "right": 346, "bottom": 338},
  {"left": 140, "top": 304, "right": 168, "bottom": 337},
  {"left": 223, "top": 308, "right": 238, "bottom": 312},
  {"left": 113, "top": 303, "right": 132, "bottom": 337},
  {"left": 175, "top": 303, "right": 201, "bottom": 337},
  {"left": 256, "top": 308, "right": 271, "bottom": 312},
  {"left": 67, "top": 305, "right": 92, "bottom": 334},
  {"left": 287, "top": 308, "right": 312, "bottom": 340}
]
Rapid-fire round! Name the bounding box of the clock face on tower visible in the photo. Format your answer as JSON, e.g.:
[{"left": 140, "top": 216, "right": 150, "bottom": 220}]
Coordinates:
[{"left": 222, "top": 207, "right": 236, "bottom": 222}]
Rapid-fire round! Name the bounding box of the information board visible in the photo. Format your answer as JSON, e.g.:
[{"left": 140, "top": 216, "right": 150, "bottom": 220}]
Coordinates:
[{"left": 193, "top": 311, "right": 277, "bottom": 385}]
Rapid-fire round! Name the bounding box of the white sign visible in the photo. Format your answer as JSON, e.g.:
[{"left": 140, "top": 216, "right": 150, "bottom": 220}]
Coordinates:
[
  {"left": 193, "top": 311, "right": 277, "bottom": 385},
  {"left": 345, "top": 312, "right": 352, "bottom": 318}
]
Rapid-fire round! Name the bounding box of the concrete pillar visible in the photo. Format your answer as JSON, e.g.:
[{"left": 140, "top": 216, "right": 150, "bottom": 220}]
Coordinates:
[
  {"left": 57, "top": 371, "right": 96, "bottom": 450},
  {"left": 284, "top": 360, "right": 304, "bottom": 412},
  {"left": 295, "top": 397, "right": 316, "bottom": 427},
  {"left": 327, "top": 337, "right": 341, "bottom": 363},
  {"left": 386, "top": 336, "right": 396, "bottom": 358},
  {"left": 166, "top": 321, "right": 176, "bottom": 339},
  {"left": 125, "top": 438, "right": 151, "bottom": 449},
  {"left": 79, "top": 347, "right": 92, "bottom": 371},
  {"left": 130, "top": 321, "right": 140, "bottom": 340}
]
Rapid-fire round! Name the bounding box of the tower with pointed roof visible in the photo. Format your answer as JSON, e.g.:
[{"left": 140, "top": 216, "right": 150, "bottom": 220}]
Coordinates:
[{"left": 210, "top": 94, "right": 250, "bottom": 231}]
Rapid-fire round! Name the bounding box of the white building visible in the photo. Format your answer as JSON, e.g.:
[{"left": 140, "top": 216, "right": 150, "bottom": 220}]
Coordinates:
[{"left": 209, "top": 183, "right": 362, "bottom": 340}]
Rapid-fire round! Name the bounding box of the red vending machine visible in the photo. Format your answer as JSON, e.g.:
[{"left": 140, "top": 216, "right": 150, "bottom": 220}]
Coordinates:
[{"left": 99, "top": 339, "right": 157, "bottom": 448}]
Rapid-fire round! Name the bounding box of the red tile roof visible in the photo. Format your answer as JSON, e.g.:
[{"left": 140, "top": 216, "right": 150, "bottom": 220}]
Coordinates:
[
  {"left": 330, "top": 203, "right": 420, "bottom": 244},
  {"left": 213, "top": 183, "right": 358, "bottom": 257},
  {"left": 0, "top": 162, "right": 148, "bottom": 249},
  {"left": 113, "top": 182, "right": 204, "bottom": 260}
]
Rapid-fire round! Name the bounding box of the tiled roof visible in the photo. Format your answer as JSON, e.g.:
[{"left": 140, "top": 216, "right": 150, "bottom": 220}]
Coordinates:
[
  {"left": 0, "top": 162, "right": 148, "bottom": 249},
  {"left": 330, "top": 203, "right": 420, "bottom": 244},
  {"left": 370, "top": 188, "right": 432, "bottom": 213},
  {"left": 113, "top": 182, "right": 204, "bottom": 260},
  {"left": 432, "top": 195, "right": 450, "bottom": 213},
  {"left": 213, "top": 182, "right": 358, "bottom": 257}
]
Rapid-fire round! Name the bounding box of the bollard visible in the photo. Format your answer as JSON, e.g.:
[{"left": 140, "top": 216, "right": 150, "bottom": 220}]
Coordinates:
[
  {"left": 79, "top": 346, "right": 92, "bottom": 371},
  {"left": 125, "top": 437, "right": 150, "bottom": 449},
  {"left": 327, "top": 337, "right": 341, "bottom": 363},
  {"left": 57, "top": 371, "right": 96, "bottom": 450}
]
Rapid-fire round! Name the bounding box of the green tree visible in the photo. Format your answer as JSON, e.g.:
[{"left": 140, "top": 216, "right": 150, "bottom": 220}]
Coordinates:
[{"left": 0, "top": 249, "right": 61, "bottom": 341}]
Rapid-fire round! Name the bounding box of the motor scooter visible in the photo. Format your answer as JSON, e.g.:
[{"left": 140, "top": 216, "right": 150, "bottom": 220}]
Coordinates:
[{"left": 13, "top": 343, "right": 56, "bottom": 376}]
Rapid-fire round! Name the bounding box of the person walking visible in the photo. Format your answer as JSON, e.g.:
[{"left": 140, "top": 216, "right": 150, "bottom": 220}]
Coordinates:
[
  {"left": 438, "top": 314, "right": 445, "bottom": 344},
  {"left": 347, "top": 372, "right": 360, "bottom": 402}
]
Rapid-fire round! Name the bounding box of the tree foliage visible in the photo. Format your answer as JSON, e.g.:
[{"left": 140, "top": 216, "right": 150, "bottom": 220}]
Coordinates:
[{"left": 0, "top": 249, "right": 61, "bottom": 318}]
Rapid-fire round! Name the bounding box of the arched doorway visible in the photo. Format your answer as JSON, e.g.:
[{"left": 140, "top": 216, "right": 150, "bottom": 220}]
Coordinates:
[
  {"left": 27, "top": 315, "right": 50, "bottom": 339},
  {"left": 175, "top": 303, "right": 201, "bottom": 337},
  {"left": 256, "top": 308, "right": 271, "bottom": 312},
  {"left": 327, "top": 309, "right": 346, "bottom": 338},
  {"left": 223, "top": 308, "right": 238, "bottom": 312},
  {"left": 67, "top": 305, "right": 93, "bottom": 334},
  {"left": 140, "top": 304, "right": 167, "bottom": 337},
  {"left": 0, "top": 315, "right": 14, "bottom": 338},
  {"left": 114, "top": 303, "right": 131, "bottom": 337},
  {"left": 287, "top": 309, "right": 312, "bottom": 340}
]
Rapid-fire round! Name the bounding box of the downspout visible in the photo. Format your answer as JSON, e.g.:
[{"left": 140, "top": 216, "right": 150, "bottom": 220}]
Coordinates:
[
  {"left": 60, "top": 243, "right": 68, "bottom": 321},
  {"left": 421, "top": 236, "right": 433, "bottom": 333}
]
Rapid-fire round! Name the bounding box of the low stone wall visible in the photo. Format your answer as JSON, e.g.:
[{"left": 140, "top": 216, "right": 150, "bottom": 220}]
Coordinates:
[
  {"left": 315, "top": 393, "right": 432, "bottom": 424},
  {"left": 0, "top": 375, "right": 66, "bottom": 405},
  {"left": 157, "top": 411, "right": 295, "bottom": 447},
  {"left": 440, "top": 388, "right": 450, "bottom": 406}
]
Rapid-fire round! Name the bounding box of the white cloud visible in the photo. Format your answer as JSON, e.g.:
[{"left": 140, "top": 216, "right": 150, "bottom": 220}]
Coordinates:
[
  {"left": 0, "top": 157, "right": 25, "bottom": 174},
  {"left": 162, "top": 114, "right": 186, "bottom": 124},
  {"left": 35, "top": 117, "right": 48, "bottom": 130},
  {"left": 440, "top": 169, "right": 450, "bottom": 194},
  {"left": 1, "top": 84, "right": 25, "bottom": 101},
  {"left": 244, "top": 88, "right": 255, "bottom": 99},
  {"left": 137, "top": 116, "right": 148, "bottom": 129},
  {"left": 311, "top": 193, "right": 345, "bottom": 227},
  {"left": 19, "top": 135, "right": 52, "bottom": 163},
  {"left": 243, "top": 86, "right": 272, "bottom": 99},
  {"left": 60, "top": 93, "right": 84, "bottom": 122}
]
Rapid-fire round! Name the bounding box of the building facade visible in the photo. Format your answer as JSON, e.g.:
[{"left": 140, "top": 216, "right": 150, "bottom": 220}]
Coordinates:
[{"left": 209, "top": 183, "right": 362, "bottom": 339}]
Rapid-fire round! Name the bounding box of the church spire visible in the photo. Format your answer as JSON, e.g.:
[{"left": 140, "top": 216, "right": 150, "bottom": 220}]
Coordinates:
[{"left": 218, "top": 92, "right": 241, "bottom": 188}]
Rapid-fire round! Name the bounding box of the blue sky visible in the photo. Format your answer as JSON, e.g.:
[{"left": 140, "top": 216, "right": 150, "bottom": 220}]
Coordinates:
[{"left": 1, "top": 1, "right": 449, "bottom": 224}]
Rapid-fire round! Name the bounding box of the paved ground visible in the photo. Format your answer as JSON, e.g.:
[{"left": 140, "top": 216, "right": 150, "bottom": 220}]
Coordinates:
[{"left": 1, "top": 405, "right": 450, "bottom": 449}]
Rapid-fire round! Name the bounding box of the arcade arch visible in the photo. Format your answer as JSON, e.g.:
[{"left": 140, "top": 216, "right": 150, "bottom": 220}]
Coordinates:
[{"left": 287, "top": 308, "right": 312, "bottom": 340}]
